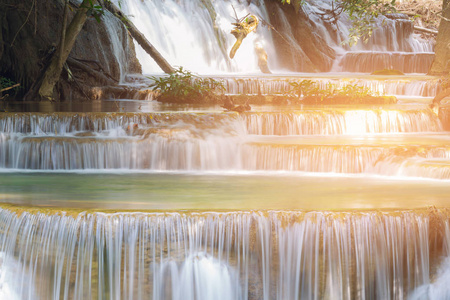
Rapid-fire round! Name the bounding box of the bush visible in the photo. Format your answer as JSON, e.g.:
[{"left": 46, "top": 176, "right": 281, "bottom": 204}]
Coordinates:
[
  {"left": 0, "top": 76, "right": 20, "bottom": 100},
  {"left": 148, "top": 67, "right": 224, "bottom": 103},
  {"left": 286, "top": 80, "right": 393, "bottom": 104},
  {"left": 0, "top": 76, "right": 18, "bottom": 91}
]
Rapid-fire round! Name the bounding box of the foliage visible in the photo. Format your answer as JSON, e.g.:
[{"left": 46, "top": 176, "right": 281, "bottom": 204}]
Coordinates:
[
  {"left": 287, "top": 80, "right": 377, "bottom": 101},
  {"left": 281, "top": 0, "right": 306, "bottom": 10},
  {"left": 82, "top": 0, "right": 105, "bottom": 23},
  {"left": 0, "top": 76, "right": 20, "bottom": 101},
  {"left": 341, "top": 0, "right": 397, "bottom": 45},
  {"left": 395, "top": 0, "right": 442, "bottom": 29},
  {"left": 0, "top": 77, "right": 18, "bottom": 91},
  {"left": 442, "top": 77, "right": 450, "bottom": 90},
  {"left": 281, "top": 0, "right": 397, "bottom": 46},
  {"left": 148, "top": 67, "right": 225, "bottom": 103},
  {"left": 83, "top": 0, "right": 128, "bottom": 24}
]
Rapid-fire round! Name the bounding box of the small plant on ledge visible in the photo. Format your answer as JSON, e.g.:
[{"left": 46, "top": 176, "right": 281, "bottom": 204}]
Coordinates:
[
  {"left": 148, "top": 67, "right": 225, "bottom": 103},
  {"left": 0, "top": 76, "right": 21, "bottom": 101},
  {"left": 286, "top": 80, "right": 396, "bottom": 105}
]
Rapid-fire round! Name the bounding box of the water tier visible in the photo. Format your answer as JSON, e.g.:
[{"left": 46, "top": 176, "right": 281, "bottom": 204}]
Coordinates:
[
  {"left": 1, "top": 111, "right": 449, "bottom": 180},
  {"left": 336, "top": 52, "right": 435, "bottom": 73},
  {"left": 205, "top": 76, "right": 440, "bottom": 97},
  {"left": 0, "top": 208, "right": 448, "bottom": 300}
]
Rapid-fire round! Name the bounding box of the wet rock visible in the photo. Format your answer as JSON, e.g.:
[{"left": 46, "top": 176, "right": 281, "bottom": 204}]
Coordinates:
[
  {"left": 0, "top": 0, "right": 141, "bottom": 101},
  {"left": 263, "top": 0, "right": 336, "bottom": 72}
]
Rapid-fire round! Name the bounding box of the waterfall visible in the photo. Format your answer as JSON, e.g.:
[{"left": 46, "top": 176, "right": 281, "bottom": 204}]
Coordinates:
[
  {"left": 114, "top": 0, "right": 276, "bottom": 74},
  {"left": 102, "top": 10, "right": 130, "bottom": 83},
  {"left": 0, "top": 208, "right": 447, "bottom": 300},
  {"left": 301, "top": 0, "right": 432, "bottom": 54},
  {"left": 111, "top": 0, "right": 432, "bottom": 74}
]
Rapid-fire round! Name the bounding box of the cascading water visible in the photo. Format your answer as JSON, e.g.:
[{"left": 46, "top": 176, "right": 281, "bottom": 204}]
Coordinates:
[
  {"left": 303, "top": 0, "right": 434, "bottom": 73},
  {"left": 0, "top": 208, "right": 448, "bottom": 300},
  {"left": 111, "top": 0, "right": 432, "bottom": 74},
  {"left": 3, "top": 101, "right": 450, "bottom": 297},
  {"left": 1, "top": 110, "right": 449, "bottom": 177},
  {"left": 114, "top": 0, "right": 276, "bottom": 74},
  {"left": 301, "top": 0, "right": 432, "bottom": 53},
  {"left": 337, "top": 52, "right": 435, "bottom": 73},
  {"left": 218, "top": 76, "right": 441, "bottom": 97}
]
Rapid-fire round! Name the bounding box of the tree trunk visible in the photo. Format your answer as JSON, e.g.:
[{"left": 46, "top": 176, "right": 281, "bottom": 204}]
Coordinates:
[
  {"left": 0, "top": 19, "right": 3, "bottom": 63},
  {"left": 37, "top": 0, "right": 91, "bottom": 100},
  {"left": 429, "top": 0, "right": 450, "bottom": 75},
  {"left": 103, "top": 1, "right": 174, "bottom": 74},
  {"left": 58, "top": 0, "right": 69, "bottom": 68}
]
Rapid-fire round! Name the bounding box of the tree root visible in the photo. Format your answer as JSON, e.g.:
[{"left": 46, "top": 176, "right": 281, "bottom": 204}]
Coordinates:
[{"left": 66, "top": 57, "right": 117, "bottom": 86}]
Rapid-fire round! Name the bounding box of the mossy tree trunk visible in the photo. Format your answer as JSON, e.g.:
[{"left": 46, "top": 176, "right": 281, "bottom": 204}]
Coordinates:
[
  {"left": 36, "top": 0, "right": 92, "bottom": 101},
  {"left": 429, "top": 0, "right": 450, "bottom": 75}
]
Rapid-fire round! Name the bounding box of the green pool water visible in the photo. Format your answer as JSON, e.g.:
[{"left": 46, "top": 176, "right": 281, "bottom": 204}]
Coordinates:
[{"left": 1, "top": 172, "right": 449, "bottom": 211}]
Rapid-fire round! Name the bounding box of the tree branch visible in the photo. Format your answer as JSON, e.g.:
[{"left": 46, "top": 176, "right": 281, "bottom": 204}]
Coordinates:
[
  {"left": 439, "top": 14, "right": 450, "bottom": 22},
  {"left": 11, "top": 0, "right": 35, "bottom": 47},
  {"left": 414, "top": 26, "right": 438, "bottom": 35},
  {"left": 0, "top": 83, "right": 20, "bottom": 93}
]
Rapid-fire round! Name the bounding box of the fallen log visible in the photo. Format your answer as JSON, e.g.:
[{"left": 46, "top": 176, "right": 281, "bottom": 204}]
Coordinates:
[
  {"left": 0, "top": 83, "right": 20, "bottom": 93},
  {"left": 414, "top": 26, "right": 438, "bottom": 35},
  {"left": 104, "top": 2, "right": 175, "bottom": 74}
]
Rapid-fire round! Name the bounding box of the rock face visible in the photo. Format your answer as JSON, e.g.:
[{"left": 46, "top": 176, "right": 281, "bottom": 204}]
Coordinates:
[
  {"left": 0, "top": 0, "right": 141, "bottom": 100},
  {"left": 264, "top": 0, "right": 336, "bottom": 72}
]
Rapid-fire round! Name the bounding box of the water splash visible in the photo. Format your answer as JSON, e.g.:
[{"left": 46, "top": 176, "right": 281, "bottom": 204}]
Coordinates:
[
  {"left": 158, "top": 253, "right": 240, "bottom": 300},
  {"left": 409, "top": 220, "right": 450, "bottom": 300},
  {"left": 0, "top": 253, "right": 29, "bottom": 300}
]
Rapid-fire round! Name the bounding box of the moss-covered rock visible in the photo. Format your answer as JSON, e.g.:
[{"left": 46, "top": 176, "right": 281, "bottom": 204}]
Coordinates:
[{"left": 371, "top": 69, "right": 405, "bottom": 75}]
